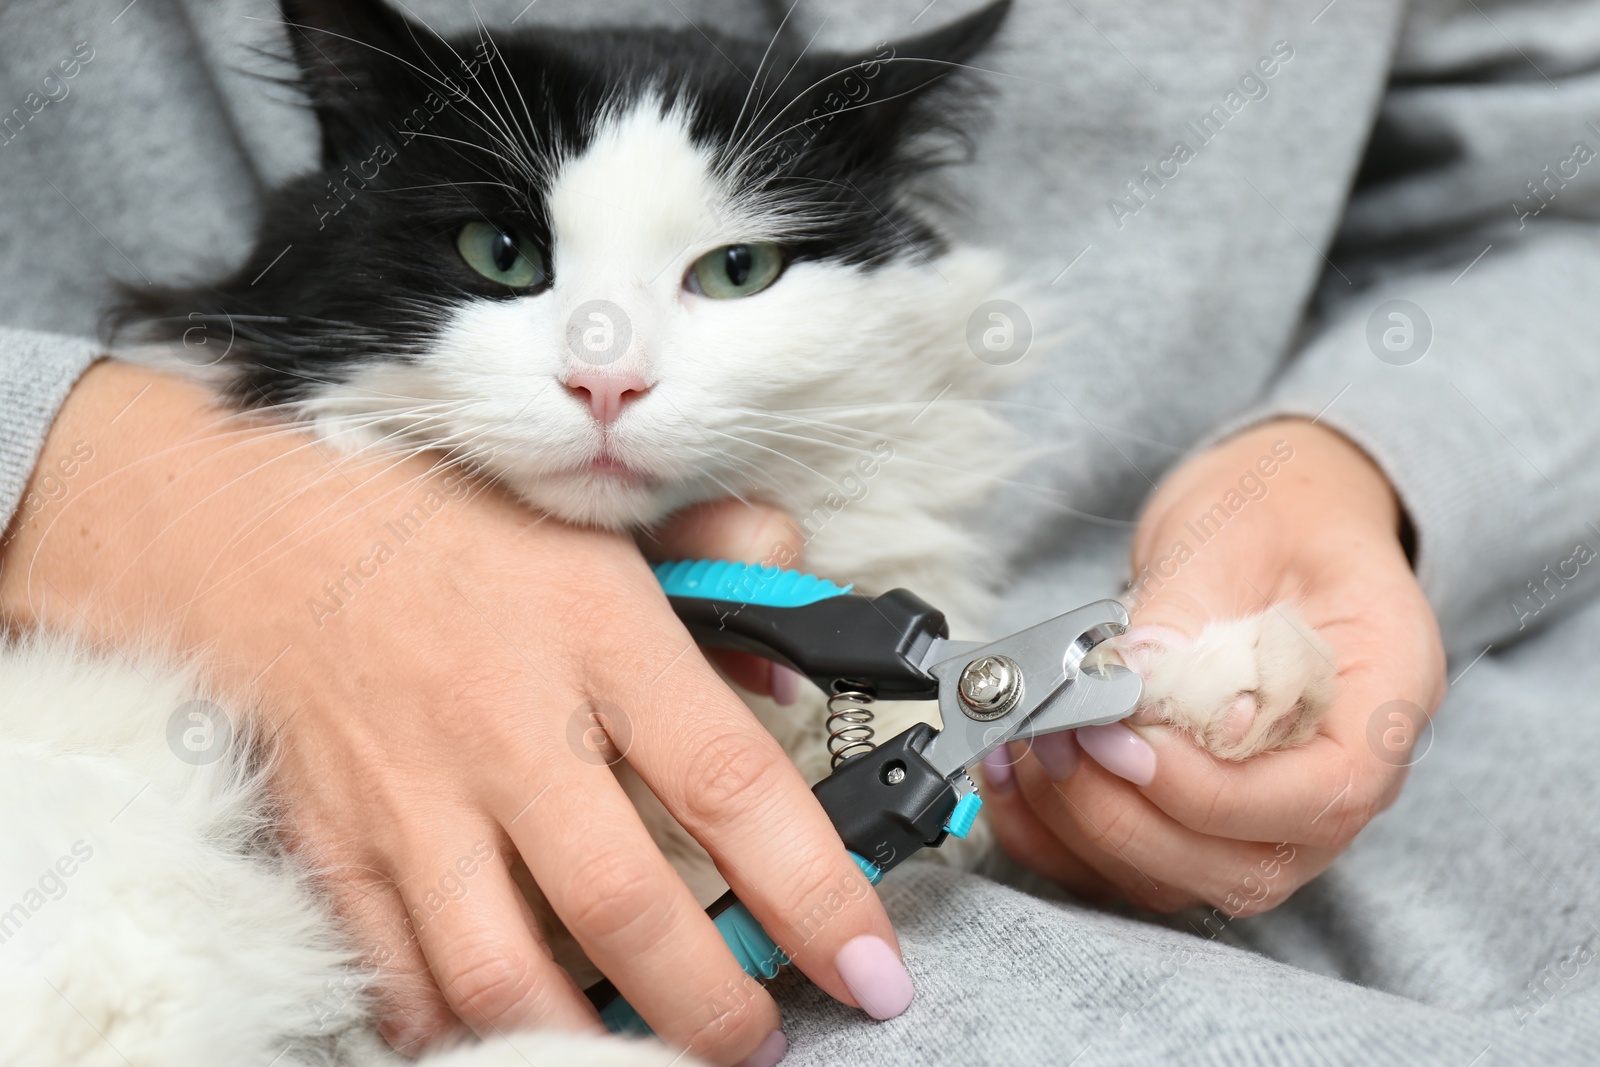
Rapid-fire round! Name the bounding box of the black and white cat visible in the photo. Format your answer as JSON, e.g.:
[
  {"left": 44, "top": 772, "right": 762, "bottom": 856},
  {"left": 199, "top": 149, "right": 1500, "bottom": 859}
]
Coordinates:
[{"left": 0, "top": 1, "right": 1332, "bottom": 1063}]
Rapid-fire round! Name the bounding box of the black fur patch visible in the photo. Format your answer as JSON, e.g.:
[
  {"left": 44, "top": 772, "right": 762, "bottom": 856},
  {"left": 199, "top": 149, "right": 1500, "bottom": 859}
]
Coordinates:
[{"left": 111, "top": 0, "right": 1009, "bottom": 407}]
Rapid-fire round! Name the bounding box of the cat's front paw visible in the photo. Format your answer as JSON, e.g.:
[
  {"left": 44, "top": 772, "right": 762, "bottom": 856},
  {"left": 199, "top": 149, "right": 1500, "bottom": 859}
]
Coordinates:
[{"left": 1089, "top": 608, "right": 1336, "bottom": 760}]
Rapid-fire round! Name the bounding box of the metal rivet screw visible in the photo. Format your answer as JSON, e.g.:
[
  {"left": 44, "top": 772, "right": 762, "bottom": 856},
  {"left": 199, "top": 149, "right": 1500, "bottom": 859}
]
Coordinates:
[
  {"left": 880, "top": 759, "right": 908, "bottom": 786},
  {"left": 958, "top": 655, "right": 1022, "bottom": 721}
]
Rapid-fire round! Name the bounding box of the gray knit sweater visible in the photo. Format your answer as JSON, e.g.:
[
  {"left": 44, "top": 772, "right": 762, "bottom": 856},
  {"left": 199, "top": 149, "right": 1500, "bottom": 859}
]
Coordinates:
[{"left": 4, "top": 1, "right": 1600, "bottom": 1063}]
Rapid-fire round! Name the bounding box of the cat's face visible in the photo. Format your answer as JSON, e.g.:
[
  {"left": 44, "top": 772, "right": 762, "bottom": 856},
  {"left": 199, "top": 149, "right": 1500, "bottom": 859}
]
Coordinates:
[{"left": 134, "top": 0, "right": 1009, "bottom": 528}]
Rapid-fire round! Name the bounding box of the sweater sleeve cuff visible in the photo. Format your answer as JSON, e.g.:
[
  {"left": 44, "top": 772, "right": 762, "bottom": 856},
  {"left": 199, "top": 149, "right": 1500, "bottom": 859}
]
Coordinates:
[{"left": 0, "top": 328, "right": 104, "bottom": 535}]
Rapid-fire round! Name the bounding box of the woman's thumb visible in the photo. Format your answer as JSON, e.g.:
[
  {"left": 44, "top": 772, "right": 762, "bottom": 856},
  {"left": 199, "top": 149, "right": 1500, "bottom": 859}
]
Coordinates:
[{"left": 646, "top": 498, "right": 803, "bottom": 567}]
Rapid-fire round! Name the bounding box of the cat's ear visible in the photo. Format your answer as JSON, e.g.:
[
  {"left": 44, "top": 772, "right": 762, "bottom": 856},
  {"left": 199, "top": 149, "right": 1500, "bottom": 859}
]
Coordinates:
[
  {"left": 279, "top": 0, "right": 433, "bottom": 165},
  {"left": 776, "top": 0, "right": 1010, "bottom": 169}
]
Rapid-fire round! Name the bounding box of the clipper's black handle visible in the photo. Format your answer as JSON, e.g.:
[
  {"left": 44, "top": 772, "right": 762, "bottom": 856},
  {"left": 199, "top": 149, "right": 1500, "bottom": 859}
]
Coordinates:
[
  {"left": 666, "top": 588, "right": 947, "bottom": 700},
  {"left": 811, "top": 723, "right": 958, "bottom": 876}
]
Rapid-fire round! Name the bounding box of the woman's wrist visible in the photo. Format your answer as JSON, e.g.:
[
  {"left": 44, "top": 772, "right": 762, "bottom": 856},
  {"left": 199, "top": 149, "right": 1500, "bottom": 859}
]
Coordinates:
[
  {"left": 2, "top": 359, "right": 152, "bottom": 626},
  {"left": 2, "top": 360, "right": 284, "bottom": 630}
]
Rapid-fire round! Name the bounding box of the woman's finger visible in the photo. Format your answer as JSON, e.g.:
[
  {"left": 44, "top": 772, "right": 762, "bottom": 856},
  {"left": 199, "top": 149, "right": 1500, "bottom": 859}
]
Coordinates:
[
  {"left": 707, "top": 648, "right": 771, "bottom": 695},
  {"left": 323, "top": 871, "right": 463, "bottom": 1052},
  {"left": 396, "top": 832, "right": 600, "bottom": 1038},
  {"left": 618, "top": 638, "right": 910, "bottom": 1024},
  {"left": 1017, "top": 749, "right": 1340, "bottom": 912},
  {"left": 980, "top": 745, "right": 1121, "bottom": 901},
  {"left": 1127, "top": 724, "right": 1388, "bottom": 848},
  {"left": 646, "top": 498, "right": 802, "bottom": 567},
  {"left": 495, "top": 734, "right": 785, "bottom": 1063}
]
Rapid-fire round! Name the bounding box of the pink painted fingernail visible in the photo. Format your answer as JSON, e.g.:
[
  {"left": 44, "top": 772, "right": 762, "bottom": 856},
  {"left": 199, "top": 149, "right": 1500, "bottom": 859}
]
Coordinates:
[
  {"left": 835, "top": 935, "right": 914, "bottom": 1020},
  {"left": 980, "top": 748, "right": 1016, "bottom": 795},
  {"left": 1030, "top": 730, "right": 1080, "bottom": 781},
  {"left": 770, "top": 664, "right": 803, "bottom": 706},
  {"left": 737, "top": 1029, "right": 788, "bottom": 1067},
  {"left": 1077, "top": 723, "right": 1157, "bottom": 786}
]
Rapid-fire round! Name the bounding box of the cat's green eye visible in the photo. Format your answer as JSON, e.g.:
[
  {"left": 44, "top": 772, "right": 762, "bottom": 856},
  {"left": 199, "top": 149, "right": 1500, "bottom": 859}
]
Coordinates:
[
  {"left": 456, "top": 221, "right": 546, "bottom": 288},
  {"left": 687, "top": 243, "right": 784, "bottom": 299}
]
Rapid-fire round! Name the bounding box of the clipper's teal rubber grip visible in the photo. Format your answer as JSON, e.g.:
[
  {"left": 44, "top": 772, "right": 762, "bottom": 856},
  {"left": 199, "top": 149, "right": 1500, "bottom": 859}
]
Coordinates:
[
  {"left": 943, "top": 793, "right": 983, "bottom": 839},
  {"left": 717, "top": 902, "right": 790, "bottom": 979},
  {"left": 653, "top": 559, "right": 852, "bottom": 607},
  {"left": 598, "top": 852, "right": 885, "bottom": 1036},
  {"left": 598, "top": 995, "right": 653, "bottom": 1037},
  {"left": 707, "top": 852, "right": 884, "bottom": 982},
  {"left": 705, "top": 852, "right": 884, "bottom": 980},
  {"left": 851, "top": 851, "right": 884, "bottom": 885}
]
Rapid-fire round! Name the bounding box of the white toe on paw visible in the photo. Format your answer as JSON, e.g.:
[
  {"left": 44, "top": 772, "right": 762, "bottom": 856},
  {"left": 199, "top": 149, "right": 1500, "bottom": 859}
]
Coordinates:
[
  {"left": 1096, "top": 608, "right": 1336, "bottom": 760},
  {"left": 1219, "top": 693, "right": 1260, "bottom": 747}
]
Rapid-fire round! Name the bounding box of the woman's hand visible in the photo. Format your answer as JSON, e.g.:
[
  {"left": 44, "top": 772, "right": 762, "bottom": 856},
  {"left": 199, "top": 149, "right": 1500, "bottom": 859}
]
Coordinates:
[
  {"left": 981, "top": 419, "right": 1446, "bottom": 915},
  {"left": 0, "top": 361, "right": 908, "bottom": 1066}
]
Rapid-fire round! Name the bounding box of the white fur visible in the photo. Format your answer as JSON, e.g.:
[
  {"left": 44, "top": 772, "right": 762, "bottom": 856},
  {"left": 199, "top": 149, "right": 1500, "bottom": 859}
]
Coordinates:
[
  {"left": 56, "top": 100, "right": 1334, "bottom": 1063},
  {"left": 0, "top": 636, "right": 696, "bottom": 1066},
  {"left": 1090, "top": 611, "right": 1336, "bottom": 760}
]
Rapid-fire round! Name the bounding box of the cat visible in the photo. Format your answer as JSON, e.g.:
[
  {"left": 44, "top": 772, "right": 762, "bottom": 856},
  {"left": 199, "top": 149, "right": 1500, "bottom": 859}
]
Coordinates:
[{"left": 0, "top": 0, "right": 1332, "bottom": 1064}]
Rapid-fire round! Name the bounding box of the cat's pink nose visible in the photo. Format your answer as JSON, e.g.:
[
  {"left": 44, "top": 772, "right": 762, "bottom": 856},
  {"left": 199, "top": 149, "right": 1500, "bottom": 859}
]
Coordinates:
[{"left": 564, "top": 372, "right": 650, "bottom": 425}]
